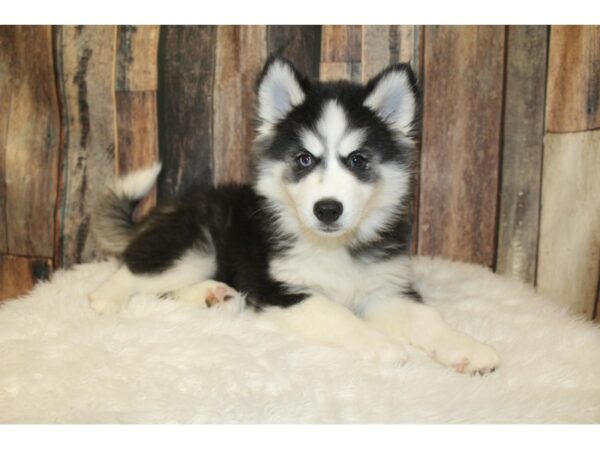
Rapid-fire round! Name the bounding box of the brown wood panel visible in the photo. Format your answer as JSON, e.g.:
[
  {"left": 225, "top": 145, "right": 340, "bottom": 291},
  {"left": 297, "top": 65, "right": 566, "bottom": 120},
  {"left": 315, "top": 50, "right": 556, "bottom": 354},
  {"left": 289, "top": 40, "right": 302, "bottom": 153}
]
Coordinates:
[
  {"left": 54, "top": 26, "right": 117, "bottom": 267},
  {"left": 116, "top": 25, "right": 160, "bottom": 92},
  {"left": 115, "top": 25, "right": 160, "bottom": 217},
  {"left": 0, "top": 254, "right": 52, "bottom": 301},
  {"left": 546, "top": 26, "right": 600, "bottom": 132},
  {"left": 537, "top": 130, "right": 600, "bottom": 319},
  {"left": 361, "top": 25, "right": 421, "bottom": 81},
  {"left": 418, "top": 26, "right": 505, "bottom": 267},
  {"left": 321, "top": 25, "right": 362, "bottom": 82},
  {"left": 0, "top": 26, "right": 60, "bottom": 257},
  {"left": 267, "top": 25, "right": 321, "bottom": 78},
  {"left": 115, "top": 92, "right": 159, "bottom": 218},
  {"left": 496, "top": 26, "right": 548, "bottom": 283},
  {"left": 213, "top": 26, "right": 267, "bottom": 185},
  {"left": 156, "top": 26, "right": 216, "bottom": 201}
]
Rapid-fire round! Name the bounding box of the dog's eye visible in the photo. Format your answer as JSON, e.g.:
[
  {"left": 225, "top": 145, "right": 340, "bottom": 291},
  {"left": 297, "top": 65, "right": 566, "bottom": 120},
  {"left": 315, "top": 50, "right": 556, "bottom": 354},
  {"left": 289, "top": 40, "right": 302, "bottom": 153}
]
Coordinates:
[
  {"left": 296, "top": 151, "right": 315, "bottom": 169},
  {"left": 348, "top": 152, "right": 369, "bottom": 170}
]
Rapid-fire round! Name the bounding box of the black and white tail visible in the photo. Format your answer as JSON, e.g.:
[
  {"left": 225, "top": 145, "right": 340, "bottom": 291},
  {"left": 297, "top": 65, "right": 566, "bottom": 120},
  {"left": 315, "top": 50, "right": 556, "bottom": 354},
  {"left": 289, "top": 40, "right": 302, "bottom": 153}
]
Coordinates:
[{"left": 92, "top": 163, "right": 162, "bottom": 255}]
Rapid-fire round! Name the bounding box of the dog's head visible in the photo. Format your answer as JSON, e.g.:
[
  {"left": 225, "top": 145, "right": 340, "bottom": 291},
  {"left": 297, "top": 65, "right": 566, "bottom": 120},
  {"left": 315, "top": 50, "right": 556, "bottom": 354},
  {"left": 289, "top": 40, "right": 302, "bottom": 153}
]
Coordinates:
[{"left": 253, "top": 57, "right": 420, "bottom": 243}]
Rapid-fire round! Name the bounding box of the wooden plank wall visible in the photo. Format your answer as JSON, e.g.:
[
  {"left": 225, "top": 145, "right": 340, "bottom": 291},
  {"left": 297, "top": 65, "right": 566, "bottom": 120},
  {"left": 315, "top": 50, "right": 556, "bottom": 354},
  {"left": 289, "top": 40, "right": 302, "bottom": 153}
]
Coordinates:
[{"left": 0, "top": 25, "right": 599, "bottom": 322}]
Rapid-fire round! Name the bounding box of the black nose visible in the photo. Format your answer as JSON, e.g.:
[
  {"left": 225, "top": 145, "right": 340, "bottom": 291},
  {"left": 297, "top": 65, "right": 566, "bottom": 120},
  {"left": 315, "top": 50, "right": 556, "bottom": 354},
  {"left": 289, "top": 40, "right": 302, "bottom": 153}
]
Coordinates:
[{"left": 313, "top": 199, "right": 343, "bottom": 224}]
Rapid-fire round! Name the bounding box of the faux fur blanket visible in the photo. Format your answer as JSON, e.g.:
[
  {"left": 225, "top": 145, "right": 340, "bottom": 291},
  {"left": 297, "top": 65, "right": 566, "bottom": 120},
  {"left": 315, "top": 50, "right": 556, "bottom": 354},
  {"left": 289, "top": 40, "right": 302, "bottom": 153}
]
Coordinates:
[{"left": 1, "top": 257, "right": 599, "bottom": 423}]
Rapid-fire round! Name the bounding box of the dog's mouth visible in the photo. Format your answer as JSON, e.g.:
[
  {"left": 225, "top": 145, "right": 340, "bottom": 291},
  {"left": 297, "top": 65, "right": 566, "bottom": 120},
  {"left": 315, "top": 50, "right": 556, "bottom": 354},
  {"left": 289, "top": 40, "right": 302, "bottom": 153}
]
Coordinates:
[{"left": 316, "top": 224, "right": 344, "bottom": 235}]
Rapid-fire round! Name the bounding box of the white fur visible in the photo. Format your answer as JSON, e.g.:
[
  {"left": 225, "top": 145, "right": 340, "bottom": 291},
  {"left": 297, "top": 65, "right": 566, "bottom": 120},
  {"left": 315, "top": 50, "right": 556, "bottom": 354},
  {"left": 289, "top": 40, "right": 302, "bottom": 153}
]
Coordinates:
[
  {"left": 257, "top": 60, "right": 305, "bottom": 136},
  {"left": 88, "top": 250, "right": 216, "bottom": 314},
  {"left": 113, "top": 162, "right": 162, "bottom": 200},
  {"left": 2, "top": 257, "right": 600, "bottom": 423},
  {"left": 364, "top": 70, "right": 416, "bottom": 138}
]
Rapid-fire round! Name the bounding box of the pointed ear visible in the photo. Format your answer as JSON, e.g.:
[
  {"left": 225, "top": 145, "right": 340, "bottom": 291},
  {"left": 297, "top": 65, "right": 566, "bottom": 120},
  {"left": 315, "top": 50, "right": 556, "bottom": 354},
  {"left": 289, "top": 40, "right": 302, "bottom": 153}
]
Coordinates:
[
  {"left": 256, "top": 57, "right": 307, "bottom": 133},
  {"left": 363, "top": 64, "right": 419, "bottom": 139}
]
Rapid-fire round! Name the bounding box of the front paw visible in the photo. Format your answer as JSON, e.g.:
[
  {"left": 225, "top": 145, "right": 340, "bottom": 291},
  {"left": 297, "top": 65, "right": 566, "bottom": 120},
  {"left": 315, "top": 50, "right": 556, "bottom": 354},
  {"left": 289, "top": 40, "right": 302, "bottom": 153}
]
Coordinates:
[{"left": 429, "top": 332, "right": 500, "bottom": 375}]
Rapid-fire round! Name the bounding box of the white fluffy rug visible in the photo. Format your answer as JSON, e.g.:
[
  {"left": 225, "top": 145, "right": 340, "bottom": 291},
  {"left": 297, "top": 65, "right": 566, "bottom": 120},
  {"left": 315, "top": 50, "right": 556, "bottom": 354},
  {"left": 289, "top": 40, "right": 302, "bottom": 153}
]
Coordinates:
[{"left": 1, "top": 257, "right": 599, "bottom": 424}]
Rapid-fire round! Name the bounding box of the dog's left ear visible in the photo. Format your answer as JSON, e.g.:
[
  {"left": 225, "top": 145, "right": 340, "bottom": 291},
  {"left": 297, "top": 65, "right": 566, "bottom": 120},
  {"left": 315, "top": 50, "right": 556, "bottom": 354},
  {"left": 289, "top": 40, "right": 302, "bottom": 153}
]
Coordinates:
[{"left": 363, "top": 64, "right": 419, "bottom": 139}]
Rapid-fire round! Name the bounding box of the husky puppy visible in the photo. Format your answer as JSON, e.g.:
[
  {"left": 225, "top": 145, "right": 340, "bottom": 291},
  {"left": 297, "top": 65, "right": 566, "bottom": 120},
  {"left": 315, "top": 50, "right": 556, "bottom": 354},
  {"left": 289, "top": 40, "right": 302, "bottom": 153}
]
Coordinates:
[{"left": 89, "top": 57, "right": 499, "bottom": 374}]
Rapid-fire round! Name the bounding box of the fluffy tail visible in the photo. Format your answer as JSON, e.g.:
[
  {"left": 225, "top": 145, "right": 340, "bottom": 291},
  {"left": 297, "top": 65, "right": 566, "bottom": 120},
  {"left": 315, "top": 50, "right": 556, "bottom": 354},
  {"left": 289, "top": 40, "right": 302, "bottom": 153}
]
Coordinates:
[{"left": 92, "top": 163, "right": 162, "bottom": 255}]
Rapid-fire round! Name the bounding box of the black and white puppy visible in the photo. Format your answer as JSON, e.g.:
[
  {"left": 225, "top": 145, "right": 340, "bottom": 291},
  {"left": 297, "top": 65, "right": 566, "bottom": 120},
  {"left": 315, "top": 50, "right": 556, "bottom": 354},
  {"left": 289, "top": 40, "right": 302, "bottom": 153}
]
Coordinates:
[{"left": 89, "top": 57, "right": 500, "bottom": 374}]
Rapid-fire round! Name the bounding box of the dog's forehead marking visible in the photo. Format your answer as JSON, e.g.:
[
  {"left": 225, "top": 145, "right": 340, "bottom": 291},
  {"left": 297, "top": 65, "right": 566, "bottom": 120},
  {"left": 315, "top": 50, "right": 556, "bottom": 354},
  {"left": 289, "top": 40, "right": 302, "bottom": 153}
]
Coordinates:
[
  {"left": 317, "top": 100, "right": 347, "bottom": 149},
  {"left": 300, "top": 100, "right": 366, "bottom": 160}
]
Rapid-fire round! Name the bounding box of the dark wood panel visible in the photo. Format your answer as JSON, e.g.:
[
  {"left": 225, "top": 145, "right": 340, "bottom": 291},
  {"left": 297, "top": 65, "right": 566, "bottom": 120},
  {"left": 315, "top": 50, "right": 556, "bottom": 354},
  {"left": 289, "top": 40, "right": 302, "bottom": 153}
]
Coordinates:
[
  {"left": 0, "top": 254, "right": 52, "bottom": 301},
  {"left": 116, "top": 25, "right": 160, "bottom": 92},
  {"left": 418, "top": 26, "right": 505, "bottom": 267},
  {"left": 0, "top": 26, "right": 60, "bottom": 257},
  {"left": 496, "top": 26, "right": 548, "bottom": 283},
  {"left": 267, "top": 25, "right": 321, "bottom": 78},
  {"left": 213, "top": 26, "right": 267, "bottom": 185},
  {"left": 156, "top": 25, "right": 216, "bottom": 201},
  {"left": 54, "top": 25, "right": 117, "bottom": 267},
  {"left": 546, "top": 26, "right": 600, "bottom": 132}
]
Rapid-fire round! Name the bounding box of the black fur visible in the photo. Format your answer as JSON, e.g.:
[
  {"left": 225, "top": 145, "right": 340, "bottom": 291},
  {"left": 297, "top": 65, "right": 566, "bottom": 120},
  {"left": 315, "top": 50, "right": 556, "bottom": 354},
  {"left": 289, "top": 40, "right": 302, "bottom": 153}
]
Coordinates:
[{"left": 123, "top": 186, "right": 307, "bottom": 310}]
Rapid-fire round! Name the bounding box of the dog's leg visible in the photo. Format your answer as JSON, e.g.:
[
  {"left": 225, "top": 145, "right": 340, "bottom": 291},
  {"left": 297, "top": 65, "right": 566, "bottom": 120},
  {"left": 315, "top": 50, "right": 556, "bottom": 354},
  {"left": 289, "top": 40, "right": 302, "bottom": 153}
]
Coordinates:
[
  {"left": 262, "top": 295, "right": 408, "bottom": 365},
  {"left": 167, "top": 280, "right": 245, "bottom": 313},
  {"left": 361, "top": 297, "right": 499, "bottom": 374},
  {"left": 88, "top": 249, "right": 214, "bottom": 314}
]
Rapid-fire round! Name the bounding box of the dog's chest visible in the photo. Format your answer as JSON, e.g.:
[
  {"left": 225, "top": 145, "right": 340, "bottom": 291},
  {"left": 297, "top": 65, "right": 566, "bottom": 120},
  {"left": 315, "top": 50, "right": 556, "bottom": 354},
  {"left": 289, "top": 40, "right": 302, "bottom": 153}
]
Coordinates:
[{"left": 270, "top": 243, "right": 374, "bottom": 308}]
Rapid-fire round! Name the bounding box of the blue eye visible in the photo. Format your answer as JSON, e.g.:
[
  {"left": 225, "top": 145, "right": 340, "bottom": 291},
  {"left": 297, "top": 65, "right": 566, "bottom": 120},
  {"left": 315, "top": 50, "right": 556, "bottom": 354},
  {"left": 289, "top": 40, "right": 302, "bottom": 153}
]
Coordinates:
[
  {"left": 348, "top": 152, "right": 368, "bottom": 169},
  {"left": 296, "top": 152, "right": 314, "bottom": 168}
]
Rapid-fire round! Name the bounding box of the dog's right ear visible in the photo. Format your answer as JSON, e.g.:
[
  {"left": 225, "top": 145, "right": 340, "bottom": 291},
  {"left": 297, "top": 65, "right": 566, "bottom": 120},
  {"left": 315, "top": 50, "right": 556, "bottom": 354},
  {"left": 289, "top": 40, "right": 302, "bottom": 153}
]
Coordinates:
[{"left": 256, "top": 57, "right": 307, "bottom": 135}]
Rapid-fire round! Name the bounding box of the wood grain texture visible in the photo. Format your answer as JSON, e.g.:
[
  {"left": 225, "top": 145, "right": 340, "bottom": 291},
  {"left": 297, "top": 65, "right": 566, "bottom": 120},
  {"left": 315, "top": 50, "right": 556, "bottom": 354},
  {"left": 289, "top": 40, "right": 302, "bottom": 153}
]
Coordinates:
[
  {"left": 157, "top": 26, "right": 216, "bottom": 201},
  {"left": 115, "top": 92, "right": 159, "bottom": 217},
  {"left": 546, "top": 26, "right": 600, "bottom": 132},
  {"left": 54, "top": 26, "right": 117, "bottom": 267},
  {"left": 418, "top": 26, "right": 505, "bottom": 267},
  {"left": 213, "top": 26, "right": 267, "bottom": 185},
  {"left": 115, "top": 25, "right": 160, "bottom": 217},
  {"left": 0, "top": 26, "right": 60, "bottom": 257},
  {"left": 0, "top": 254, "right": 51, "bottom": 301},
  {"left": 496, "top": 26, "right": 548, "bottom": 283},
  {"left": 267, "top": 26, "right": 321, "bottom": 78},
  {"left": 116, "top": 25, "right": 160, "bottom": 92},
  {"left": 361, "top": 25, "right": 421, "bottom": 81},
  {"left": 537, "top": 130, "right": 600, "bottom": 319},
  {"left": 321, "top": 25, "right": 362, "bottom": 81}
]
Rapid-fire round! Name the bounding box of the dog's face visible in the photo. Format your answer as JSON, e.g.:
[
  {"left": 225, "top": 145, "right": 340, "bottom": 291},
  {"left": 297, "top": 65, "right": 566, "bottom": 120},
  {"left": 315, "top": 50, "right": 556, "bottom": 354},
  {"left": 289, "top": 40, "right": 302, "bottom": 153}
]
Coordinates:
[{"left": 253, "top": 58, "right": 420, "bottom": 243}]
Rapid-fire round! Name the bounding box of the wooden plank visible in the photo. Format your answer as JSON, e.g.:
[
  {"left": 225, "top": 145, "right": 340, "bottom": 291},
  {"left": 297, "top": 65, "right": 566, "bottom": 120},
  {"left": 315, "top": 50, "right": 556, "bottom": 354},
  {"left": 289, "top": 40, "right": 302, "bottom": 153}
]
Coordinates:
[
  {"left": 320, "top": 25, "right": 362, "bottom": 82},
  {"left": 267, "top": 25, "right": 321, "bottom": 78},
  {"left": 115, "top": 25, "right": 160, "bottom": 217},
  {"left": 361, "top": 25, "right": 421, "bottom": 81},
  {"left": 212, "top": 26, "right": 267, "bottom": 185},
  {"left": 546, "top": 26, "right": 600, "bottom": 133},
  {"left": 418, "top": 26, "right": 505, "bottom": 267},
  {"left": 0, "top": 26, "right": 60, "bottom": 257},
  {"left": 0, "top": 255, "right": 52, "bottom": 301},
  {"left": 115, "top": 25, "right": 160, "bottom": 92},
  {"left": 115, "top": 92, "right": 159, "bottom": 218},
  {"left": 496, "top": 26, "right": 548, "bottom": 284},
  {"left": 54, "top": 26, "right": 117, "bottom": 267},
  {"left": 0, "top": 28, "right": 15, "bottom": 253},
  {"left": 537, "top": 130, "right": 600, "bottom": 319},
  {"left": 156, "top": 26, "right": 216, "bottom": 201}
]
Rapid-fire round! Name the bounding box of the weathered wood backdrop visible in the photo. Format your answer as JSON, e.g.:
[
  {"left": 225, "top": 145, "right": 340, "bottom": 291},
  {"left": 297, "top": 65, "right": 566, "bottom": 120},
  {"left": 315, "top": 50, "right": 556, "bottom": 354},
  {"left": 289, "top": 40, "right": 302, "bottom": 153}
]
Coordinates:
[{"left": 0, "top": 25, "right": 599, "bottom": 321}]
